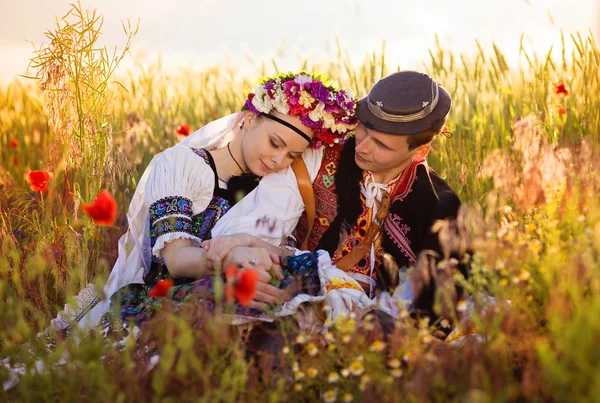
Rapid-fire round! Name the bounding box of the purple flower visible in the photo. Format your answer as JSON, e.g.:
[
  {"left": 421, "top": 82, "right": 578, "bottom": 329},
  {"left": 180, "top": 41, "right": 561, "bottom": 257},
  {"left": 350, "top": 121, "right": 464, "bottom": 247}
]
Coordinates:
[
  {"left": 244, "top": 99, "right": 261, "bottom": 115},
  {"left": 264, "top": 81, "right": 276, "bottom": 91},
  {"left": 300, "top": 115, "right": 322, "bottom": 130},
  {"left": 284, "top": 80, "right": 299, "bottom": 95},
  {"left": 310, "top": 82, "right": 331, "bottom": 103},
  {"left": 325, "top": 104, "right": 342, "bottom": 114},
  {"left": 287, "top": 93, "right": 300, "bottom": 105}
]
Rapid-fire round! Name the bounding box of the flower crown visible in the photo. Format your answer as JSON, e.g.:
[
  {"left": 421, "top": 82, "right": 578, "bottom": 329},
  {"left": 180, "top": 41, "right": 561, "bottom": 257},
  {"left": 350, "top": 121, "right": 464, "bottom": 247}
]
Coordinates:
[{"left": 243, "top": 72, "right": 358, "bottom": 148}]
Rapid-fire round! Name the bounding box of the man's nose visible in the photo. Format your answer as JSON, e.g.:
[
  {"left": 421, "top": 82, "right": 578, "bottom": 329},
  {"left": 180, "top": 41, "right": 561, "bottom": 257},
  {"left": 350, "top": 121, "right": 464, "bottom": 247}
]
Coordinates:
[{"left": 355, "top": 135, "right": 371, "bottom": 154}]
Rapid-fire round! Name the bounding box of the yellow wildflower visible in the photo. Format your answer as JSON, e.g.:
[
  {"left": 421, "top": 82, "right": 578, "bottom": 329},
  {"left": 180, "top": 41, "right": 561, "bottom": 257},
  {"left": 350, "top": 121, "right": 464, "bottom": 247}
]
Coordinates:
[
  {"left": 328, "top": 371, "right": 340, "bottom": 383},
  {"left": 282, "top": 346, "right": 290, "bottom": 355},
  {"left": 342, "top": 393, "right": 354, "bottom": 402},
  {"left": 388, "top": 358, "right": 401, "bottom": 369},
  {"left": 341, "top": 368, "right": 350, "bottom": 377},
  {"left": 349, "top": 360, "right": 365, "bottom": 376},
  {"left": 369, "top": 340, "right": 386, "bottom": 352},
  {"left": 391, "top": 368, "right": 403, "bottom": 378},
  {"left": 323, "top": 389, "right": 337, "bottom": 403},
  {"left": 296, "top": 334, "right": 307, "bottom": 344},
  {"left": 294, "top": 370, "right": 305, "bottom": 381},
  {"left": 456, "top": 300, "right": 467, "bottom": 312},
  {"left": 307, "top": 342, "right": 318, "bottom": 357},
  {"left": 307, "top": 367, "right": 319, "bottom": 378}
]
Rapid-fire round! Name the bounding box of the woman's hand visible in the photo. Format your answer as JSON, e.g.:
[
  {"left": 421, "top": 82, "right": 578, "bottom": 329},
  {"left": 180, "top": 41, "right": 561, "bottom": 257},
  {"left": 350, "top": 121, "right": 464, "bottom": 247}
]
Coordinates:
[
  {"left": 223, "top": 246, "right": 289, "bottom": 309},
  {"left": 202, "top": 234, "right": 255, "bottom": 270}
]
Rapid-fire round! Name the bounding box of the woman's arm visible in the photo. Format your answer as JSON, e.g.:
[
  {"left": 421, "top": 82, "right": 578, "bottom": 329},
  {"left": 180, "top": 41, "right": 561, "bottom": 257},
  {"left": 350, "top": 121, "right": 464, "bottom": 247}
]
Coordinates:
[
  {"left": 161, "top": 238, "right": 212, "bottom": 279},
  {"left": 202, "top": 233, "right": 294, "bottom": 269}
]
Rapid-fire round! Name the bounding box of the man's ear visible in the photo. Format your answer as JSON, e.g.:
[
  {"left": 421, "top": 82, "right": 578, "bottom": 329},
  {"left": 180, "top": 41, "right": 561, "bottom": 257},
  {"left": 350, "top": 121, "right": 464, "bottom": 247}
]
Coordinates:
[{"left": 412, "top": 143, "right": 431, "bottom": 161}]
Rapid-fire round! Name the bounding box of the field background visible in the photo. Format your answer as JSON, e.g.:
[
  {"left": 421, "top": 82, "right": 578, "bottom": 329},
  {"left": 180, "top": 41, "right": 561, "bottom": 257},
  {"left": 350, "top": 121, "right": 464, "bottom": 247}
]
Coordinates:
[{"left": 1, "top": 2, "right": 600, "bottom": 401}]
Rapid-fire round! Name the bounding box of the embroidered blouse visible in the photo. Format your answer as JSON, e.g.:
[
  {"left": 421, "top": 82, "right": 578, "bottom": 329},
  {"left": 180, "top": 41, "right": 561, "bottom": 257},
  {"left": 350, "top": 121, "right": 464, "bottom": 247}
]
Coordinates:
[{"left": 143, "top": 146, "right": 257, "bottom": 286}]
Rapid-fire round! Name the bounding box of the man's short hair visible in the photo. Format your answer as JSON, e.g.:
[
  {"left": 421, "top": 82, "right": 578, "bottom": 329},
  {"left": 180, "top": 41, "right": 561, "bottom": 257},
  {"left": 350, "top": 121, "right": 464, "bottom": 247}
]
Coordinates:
[{"left": 406, "top": 116, "right": 448, "bottom": 151}]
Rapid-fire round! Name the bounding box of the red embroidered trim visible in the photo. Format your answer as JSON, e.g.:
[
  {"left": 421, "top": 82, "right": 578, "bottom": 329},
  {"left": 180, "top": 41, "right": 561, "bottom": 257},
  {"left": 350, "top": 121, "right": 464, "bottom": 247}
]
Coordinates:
[{"left": 390, "top": 159, "right": 424, "bottom": 203}]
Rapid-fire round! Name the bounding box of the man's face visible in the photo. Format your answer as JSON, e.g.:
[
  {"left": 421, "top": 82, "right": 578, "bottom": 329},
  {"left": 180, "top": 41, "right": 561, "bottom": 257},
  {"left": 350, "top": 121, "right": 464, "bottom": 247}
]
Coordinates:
[{"left": 353, "top": 123, "right": 417, "bottom": 174}]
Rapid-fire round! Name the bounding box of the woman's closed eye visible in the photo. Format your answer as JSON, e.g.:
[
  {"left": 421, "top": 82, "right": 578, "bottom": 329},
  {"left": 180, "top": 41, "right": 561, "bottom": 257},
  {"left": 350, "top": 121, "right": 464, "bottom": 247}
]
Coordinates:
[{"left": 270, "top": 138, "right": 295, "bottom": 160}]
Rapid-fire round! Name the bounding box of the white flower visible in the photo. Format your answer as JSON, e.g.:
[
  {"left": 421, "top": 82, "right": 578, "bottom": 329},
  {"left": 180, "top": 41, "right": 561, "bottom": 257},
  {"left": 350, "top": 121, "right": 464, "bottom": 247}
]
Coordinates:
[
  {"left": 323, "top": 388, "right": 337, "bottom": 403},
  {"left": 251, "top": 85, "right": 273, "bottom": 113},
  {"left": 309, "top": 101, "right": 325, "bottom": 122},
  {"left": 349, "top": 360, "right": 364, "bottom": 376},
  {"left": 307, "top": 343, "right": 318, "bottom": 357},
  {"left": 342, "top": 393, "right": 354, "bottom": 403},
  {"left": 328, "top": 371, "right": 340, "bottom": 383},
  {"left": 272, "top": 87, "right": 290, "bottom": 115},
  {"left": 294, "top": 74, "right": 313, "bottom": 87},
  {"left": 320, "top": 111, "right": 336, "bottom": 129},
  {"left": 388, "top": 358, "right": 401, "bottom": 369}
]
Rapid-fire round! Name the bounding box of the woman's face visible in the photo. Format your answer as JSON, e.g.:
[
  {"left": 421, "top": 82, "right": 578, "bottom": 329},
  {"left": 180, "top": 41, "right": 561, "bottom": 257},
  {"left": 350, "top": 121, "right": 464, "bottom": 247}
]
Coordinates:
[{"left": 241, "top": 111, "right": 314, "bottom": 176}]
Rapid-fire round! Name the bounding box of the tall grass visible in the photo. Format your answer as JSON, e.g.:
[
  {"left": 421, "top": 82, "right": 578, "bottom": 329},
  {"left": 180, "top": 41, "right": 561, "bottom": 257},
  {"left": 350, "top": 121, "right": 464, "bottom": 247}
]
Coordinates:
[{"left": 1, "top": 3, "right": 599, "bottom": 401}]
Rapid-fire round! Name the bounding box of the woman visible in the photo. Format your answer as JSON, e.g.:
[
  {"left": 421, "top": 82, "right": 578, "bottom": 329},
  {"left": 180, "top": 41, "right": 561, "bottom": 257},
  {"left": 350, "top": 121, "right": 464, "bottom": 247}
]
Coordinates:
[{"left": 49, "top": 72, "right": 359, "bottom": 336}]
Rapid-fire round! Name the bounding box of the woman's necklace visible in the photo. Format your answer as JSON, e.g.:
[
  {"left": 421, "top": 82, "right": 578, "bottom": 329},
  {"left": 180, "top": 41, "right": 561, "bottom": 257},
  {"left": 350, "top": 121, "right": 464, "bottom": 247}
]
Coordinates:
[{"left": 227, "top": 142, "right": 246, "bottom": 174}]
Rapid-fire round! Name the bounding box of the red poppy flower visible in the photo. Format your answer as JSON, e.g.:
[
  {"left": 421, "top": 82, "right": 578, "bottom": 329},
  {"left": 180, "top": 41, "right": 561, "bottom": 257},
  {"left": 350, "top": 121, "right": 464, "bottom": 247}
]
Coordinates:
[
  {"left": 9, "top": 139, "right": 18, "bottom": 148},
  {"left": 27, "top": 171, "right": 50, "bottom": 192},
  {"left": 557, "top": 106, "right": 567, "bottom": 116},
  {"left": 176, "top": 123, "right": 191, "bottom": 136},
  {"left": 149, "top": 279, "right": 174, "bottom": 298},
  {"left": 13, "top": 156, "right": 19, "bottom": 167},
  {"left": 555, "top": 83, "right": 568, "bottom": 96},
  {"left": 82, "top": 190, "right": 118, "bottom": 226},
  {"left": 224, "top": 264, "right": 259, "bottom": 307}
]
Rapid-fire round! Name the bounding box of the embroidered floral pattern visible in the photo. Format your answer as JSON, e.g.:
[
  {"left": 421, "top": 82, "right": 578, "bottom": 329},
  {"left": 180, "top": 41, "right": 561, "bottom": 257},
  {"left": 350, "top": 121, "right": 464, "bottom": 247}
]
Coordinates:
[
  {"left": 150, "top": 216, "right": 194, "bottom": 240},
  {"left": 149, "top": 196, "right": 193, "bottom": 225},
  {"left": 192, "top": 196, "right": 231, "bottom": 242},
  {"left": 190, "top": 147, "right": 211, "bottom": 165},
  {"left": 383, "top": 213, "right": 417, "bottom": 263}
]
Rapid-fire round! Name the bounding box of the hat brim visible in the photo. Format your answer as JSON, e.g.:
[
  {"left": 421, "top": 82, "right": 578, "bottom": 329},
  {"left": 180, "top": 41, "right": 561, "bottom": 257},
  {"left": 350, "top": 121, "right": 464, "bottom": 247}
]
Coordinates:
[{"left": 356, "top": 87, "right": 452, "bottom": 135}]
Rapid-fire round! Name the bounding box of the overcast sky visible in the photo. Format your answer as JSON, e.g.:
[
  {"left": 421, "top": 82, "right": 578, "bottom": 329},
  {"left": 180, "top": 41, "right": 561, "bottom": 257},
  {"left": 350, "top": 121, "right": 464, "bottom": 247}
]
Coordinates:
[{"left": 0, "top": 0, "right": 598, "bottom": 82}]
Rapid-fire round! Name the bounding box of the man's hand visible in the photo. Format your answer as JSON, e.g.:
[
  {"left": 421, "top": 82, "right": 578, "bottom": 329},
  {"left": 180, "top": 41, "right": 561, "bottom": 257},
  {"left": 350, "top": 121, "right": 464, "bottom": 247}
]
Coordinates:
[
  {"left": 202, "top": 234, "right": 254, "bottom": 270},
  {"left": 222, "top": 246, "right": 289, "bottom": 309}
]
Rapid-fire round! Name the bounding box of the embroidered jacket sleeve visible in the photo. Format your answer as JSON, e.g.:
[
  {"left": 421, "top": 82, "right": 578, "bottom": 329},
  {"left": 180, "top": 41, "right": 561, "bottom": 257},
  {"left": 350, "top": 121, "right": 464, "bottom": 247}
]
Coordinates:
[{"left": 145, "top": 146, "right": 215, "bottom": 258}]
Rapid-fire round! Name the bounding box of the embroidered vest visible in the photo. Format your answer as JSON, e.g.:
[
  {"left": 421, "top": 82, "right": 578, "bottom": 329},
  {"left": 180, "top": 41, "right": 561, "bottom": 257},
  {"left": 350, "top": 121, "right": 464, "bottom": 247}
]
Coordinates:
[
  {"left": 296, "top": 150, "right": 424, "bottom": 285},
  {"left": 295, "top": 144, "right": 344, "bottom": 251}
]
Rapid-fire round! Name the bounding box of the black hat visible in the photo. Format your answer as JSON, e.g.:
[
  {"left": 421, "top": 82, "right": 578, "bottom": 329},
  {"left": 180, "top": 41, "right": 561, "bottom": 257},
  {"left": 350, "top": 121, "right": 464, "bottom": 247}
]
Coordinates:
[{"left": 356, "top": 71, "right": 452, "bottom": 135}]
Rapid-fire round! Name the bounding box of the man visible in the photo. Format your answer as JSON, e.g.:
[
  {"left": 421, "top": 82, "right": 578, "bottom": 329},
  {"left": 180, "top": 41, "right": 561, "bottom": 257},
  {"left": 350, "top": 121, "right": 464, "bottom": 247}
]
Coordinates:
[{"left": 209, "top": 70, "right": 466, "bottom": 318}]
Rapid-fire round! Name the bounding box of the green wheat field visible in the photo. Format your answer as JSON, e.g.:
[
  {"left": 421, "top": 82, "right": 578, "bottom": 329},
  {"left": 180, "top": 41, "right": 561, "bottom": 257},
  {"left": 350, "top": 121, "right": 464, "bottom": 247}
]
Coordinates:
[{"left": 1, "top": 4, "right": 599, "bottom": 402}]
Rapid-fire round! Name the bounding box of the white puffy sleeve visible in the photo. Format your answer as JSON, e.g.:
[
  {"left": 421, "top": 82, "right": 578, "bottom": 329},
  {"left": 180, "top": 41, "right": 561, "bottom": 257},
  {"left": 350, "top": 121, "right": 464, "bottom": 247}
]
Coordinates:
[
  {"left": 211, "top": 147, "right": 324, "bottom": 245},
  {"left": 145, "top": 146, "right": 215, "bottom": 258}
]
